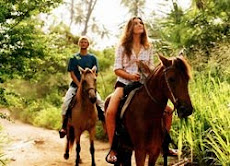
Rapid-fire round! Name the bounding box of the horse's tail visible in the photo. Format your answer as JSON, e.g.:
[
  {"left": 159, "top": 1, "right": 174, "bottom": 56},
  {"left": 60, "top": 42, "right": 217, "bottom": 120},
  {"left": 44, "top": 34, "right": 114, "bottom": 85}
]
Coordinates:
[{"left": 68, "top": 126, "right": 75, "bottom": 150}]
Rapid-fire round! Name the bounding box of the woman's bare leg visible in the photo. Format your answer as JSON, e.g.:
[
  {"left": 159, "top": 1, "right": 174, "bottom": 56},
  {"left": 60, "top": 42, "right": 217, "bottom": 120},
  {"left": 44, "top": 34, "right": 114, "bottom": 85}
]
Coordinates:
[
  {"left": 105, "top": 87, "right": 123, "bottom": 163},
  {"left": 106, "top": 87, "right": 123, "bottom": 144}
]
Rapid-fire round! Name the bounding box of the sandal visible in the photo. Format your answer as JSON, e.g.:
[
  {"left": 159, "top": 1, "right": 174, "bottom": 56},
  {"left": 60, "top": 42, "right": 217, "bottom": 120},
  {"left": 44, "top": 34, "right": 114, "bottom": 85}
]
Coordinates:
[
  {"left": 59, "top": 128, "right": 66, "bottom": 138},
  {"left": 105, "top": 150, "right": 117, "bottom": 164},
  {"left": 167, "top": 148, "right": 178, "bottom": 157}
]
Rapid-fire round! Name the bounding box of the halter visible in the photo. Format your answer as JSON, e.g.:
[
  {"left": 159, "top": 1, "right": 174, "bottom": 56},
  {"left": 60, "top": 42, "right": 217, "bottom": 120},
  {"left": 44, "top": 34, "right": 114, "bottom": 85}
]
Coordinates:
[{"left": 143, "top": 65, "right": 178, "bottom": 114}]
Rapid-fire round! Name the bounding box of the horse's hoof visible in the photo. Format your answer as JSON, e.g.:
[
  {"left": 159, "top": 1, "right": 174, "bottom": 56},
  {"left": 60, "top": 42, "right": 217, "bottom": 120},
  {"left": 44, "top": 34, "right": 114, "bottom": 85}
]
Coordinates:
[
  {"left": 105, "top": 150, "right": 117, "bottom": 164},
  {"left": 64, "top": 153, "right": 69, "bottom": 160},
  {"left": 59, "top": 129, "right": 66, "bottom": 138}
]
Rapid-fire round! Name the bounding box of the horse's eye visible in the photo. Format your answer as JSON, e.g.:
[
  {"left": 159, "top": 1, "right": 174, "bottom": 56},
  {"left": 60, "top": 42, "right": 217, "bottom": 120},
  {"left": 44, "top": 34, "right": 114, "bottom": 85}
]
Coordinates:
[
  {"left": 168, "top": 77, "right": 176, "bottom": 83},
  {"left": 82, "top": 80, "right": 86, "bottom": 87}
]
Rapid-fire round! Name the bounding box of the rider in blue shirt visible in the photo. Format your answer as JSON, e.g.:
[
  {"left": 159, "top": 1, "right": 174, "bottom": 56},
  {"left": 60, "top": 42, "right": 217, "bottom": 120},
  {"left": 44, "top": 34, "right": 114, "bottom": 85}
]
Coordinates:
[
  {"left": 59, "top": 36, "right": 104, "bottom": 138},
  {"left": 68, "top": 53, "right": 98, "bottom": 87}
]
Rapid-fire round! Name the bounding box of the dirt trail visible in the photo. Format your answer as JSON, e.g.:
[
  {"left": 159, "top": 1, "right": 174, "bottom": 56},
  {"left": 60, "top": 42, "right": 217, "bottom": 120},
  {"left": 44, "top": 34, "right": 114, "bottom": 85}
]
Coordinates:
[
  {"left": 0, "top": 109, "right": 111, "bottom": 166},
  {"left": 0, "top": 109, "right": 182, "bottom": 166}
]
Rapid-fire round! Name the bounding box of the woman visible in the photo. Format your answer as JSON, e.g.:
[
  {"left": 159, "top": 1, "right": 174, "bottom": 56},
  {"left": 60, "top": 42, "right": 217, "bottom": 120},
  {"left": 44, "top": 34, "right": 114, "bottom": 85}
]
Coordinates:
[
  {"left": 105, "top": 17, "right": 178, "bottom": 164},
  {"left": 105, "top": 16, "right": 154, "bottom": 163}
]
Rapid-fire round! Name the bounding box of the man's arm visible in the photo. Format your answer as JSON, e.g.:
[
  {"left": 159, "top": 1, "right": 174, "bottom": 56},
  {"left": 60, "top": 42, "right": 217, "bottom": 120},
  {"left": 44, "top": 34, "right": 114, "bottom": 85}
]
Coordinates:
[{"left": 70, "top": 71, "right": 80, "bottom": 87}]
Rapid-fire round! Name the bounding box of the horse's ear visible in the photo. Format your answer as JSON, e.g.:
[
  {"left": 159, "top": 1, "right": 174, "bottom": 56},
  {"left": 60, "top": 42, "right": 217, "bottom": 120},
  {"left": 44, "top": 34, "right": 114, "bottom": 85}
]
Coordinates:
[
  {"left": 92, "top": 66, "right": 97, "bottom": 74},
  {"left": 158, "top": 53, "right": 171, "bottom": 67},
  {"left": 178, "top": 49, "right": 184, "bottom": 57},
  {"left": 78, "top": 66, "right": 84, "bottom": 74}
]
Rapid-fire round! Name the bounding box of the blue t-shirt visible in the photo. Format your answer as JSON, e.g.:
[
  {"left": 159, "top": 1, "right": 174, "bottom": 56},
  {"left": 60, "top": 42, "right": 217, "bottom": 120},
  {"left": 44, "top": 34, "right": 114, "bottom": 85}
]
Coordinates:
[{"left": 68, "top": 53, "right": 98, "bottom": 87}]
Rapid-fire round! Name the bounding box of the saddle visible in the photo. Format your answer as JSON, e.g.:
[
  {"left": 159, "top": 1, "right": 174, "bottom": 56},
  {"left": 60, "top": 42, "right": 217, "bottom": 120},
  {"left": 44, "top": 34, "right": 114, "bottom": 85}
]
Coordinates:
[
  {"left": 66, "top": 94, "right": 105, "bottom": 121},
  {"left": 119, "top": 81, "right": 142, "bottom": 119}
]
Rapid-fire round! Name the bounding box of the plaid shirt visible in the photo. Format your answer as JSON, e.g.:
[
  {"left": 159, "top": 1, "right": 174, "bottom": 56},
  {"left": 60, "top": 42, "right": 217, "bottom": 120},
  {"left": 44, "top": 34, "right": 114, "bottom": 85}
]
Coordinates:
[{"left": 113, "top": 45, "right": 154, "bottom": 85}]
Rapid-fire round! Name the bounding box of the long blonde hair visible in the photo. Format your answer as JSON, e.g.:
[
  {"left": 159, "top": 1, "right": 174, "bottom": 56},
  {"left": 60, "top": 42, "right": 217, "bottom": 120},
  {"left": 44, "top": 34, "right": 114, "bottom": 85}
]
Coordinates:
[{"left": 120, "top": 17, "right": 150, "bottom": 59}]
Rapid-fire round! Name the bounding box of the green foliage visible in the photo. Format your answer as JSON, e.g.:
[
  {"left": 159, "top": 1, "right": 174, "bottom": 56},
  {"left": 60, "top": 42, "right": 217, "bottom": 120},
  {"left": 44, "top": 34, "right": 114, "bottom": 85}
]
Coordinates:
[
  {"left": 189, "top": 42, "right": 230, "bottom": 82},
  {"left": 0, "top": 0, "right": 62, "bottom": 82},
  {"left": 152, "top": 0, "right": 230, "bottom": 56},
  {"left": 0, "top": 88, "right": 8, "bottom": 106},
  {"left": 33, "top": 106, "right": 61, "bottom": 130},
  {"left": 92, "top": 47, "right": 115, "bottom": 72},
  {"left": 91, "top": 47, "right": 116, "bottom": 99},
  {"left": 95, "top": 121, "right": 108, "bottom": 141},
  {"left": 97, "top": 70, "right": 116, "bottom": 99},
  {"left": 1, "top": 77, "right": 65, "bottom": 125}
]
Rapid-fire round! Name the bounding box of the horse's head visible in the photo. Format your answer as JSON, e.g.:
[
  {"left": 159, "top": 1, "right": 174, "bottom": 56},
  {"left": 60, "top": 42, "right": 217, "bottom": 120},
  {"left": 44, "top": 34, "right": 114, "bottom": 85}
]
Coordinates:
[
  {"left": 159, "top": 54, "right": 193, "bottom": 119},
  {"left": 79, "top": 66, "right": 97, "bottom": 103}
]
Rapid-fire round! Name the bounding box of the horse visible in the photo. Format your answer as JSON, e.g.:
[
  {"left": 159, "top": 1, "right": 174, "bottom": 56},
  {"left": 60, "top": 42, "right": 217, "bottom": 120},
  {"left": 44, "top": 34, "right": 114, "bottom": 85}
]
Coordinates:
[
  {"left": 105, "top": 54, "right": 193, "bottom": 166},
  {"left": 63, "top": 66, "right": 98, "bottom": 166}
]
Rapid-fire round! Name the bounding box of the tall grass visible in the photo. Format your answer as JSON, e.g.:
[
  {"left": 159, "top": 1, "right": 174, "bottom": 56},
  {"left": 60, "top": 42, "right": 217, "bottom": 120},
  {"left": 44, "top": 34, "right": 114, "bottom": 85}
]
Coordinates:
[
  {"left": 0, "top": 125, "right": 6, "bottom": 165},
  {"left": 172, "top": 73, "right": 230, "bottom": 165}
]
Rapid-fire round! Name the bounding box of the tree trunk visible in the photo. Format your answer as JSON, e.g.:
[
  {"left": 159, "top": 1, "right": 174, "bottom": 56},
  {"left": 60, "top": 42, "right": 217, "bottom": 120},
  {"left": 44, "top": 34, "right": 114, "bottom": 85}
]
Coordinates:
[
  {"left": 81, "top": 0, "right": 97, "bottom": 35},
  {"left": 69, "top": 0, "right": 74, "bottom": 29}
]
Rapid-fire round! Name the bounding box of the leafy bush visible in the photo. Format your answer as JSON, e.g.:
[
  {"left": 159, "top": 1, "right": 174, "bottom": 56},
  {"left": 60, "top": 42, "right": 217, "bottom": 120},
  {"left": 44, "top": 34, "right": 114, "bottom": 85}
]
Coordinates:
[
  {"left": 0, "top": 88, "right": 8, "bottom": 106},
  {"left": 33, "top": 106, "right": 61, "bottom": 130},
  {"left": 95, "top": 122, "right": 107, "bottom": 141}
]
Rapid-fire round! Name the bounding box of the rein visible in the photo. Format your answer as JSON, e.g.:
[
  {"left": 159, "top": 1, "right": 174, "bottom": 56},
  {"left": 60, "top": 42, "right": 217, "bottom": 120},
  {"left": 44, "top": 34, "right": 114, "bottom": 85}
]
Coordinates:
[
  {"left": 163, "top": 67, "right": 178, "bottom": 106},
  {"left": 143, "top": 82, "right": 161, "bottom": 106},
  {"left": 143, "top": 65, "right": 178, "bottom": 114}
]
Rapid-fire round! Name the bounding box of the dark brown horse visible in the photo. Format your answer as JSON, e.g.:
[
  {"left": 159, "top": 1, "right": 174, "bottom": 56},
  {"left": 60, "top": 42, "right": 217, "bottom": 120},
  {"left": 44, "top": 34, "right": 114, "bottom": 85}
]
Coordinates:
[
  {"left": 105, "top": 54, "right": 193, "bottom": 166},
  {"left": 64, "top": 66, "right": 98, "bottom": 166}
]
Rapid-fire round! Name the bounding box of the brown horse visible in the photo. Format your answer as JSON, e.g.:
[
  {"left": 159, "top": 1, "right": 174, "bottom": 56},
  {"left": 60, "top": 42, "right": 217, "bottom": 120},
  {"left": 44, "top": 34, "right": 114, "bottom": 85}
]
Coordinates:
[
  {"left": 105, "top": 54, "right": 193, "bottom": 166},
  {"left": 64, "top": 66, "right": 98, "bottom": 166}
]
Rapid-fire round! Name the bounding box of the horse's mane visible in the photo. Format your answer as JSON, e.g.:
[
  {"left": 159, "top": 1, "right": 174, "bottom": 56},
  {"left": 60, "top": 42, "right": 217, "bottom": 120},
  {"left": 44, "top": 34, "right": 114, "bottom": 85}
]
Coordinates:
[
  {"left": 151, "top": 56, "right": 192, "bottom": 80},
  {"left": 173, "top": 56, "right": 192, "bottom": 79}
]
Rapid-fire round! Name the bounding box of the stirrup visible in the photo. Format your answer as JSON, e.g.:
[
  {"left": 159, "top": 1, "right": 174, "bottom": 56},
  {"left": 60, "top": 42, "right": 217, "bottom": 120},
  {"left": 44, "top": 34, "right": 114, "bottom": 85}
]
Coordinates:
[{"left": 105, "top": 150, "right": 117, "bottom": 164}]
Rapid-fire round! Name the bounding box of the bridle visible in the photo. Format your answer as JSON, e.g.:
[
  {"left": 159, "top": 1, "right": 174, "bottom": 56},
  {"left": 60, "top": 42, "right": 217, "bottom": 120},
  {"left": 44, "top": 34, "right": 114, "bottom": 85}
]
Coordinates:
[
  {"left": 82, "top": 72, "right": 97, "bottom": 95},
  {"left": 143, "top": 65, "right": 178, "bottom": 114},
  {"left": 163, "top": 66, "right": 178, "bottom": 107}
]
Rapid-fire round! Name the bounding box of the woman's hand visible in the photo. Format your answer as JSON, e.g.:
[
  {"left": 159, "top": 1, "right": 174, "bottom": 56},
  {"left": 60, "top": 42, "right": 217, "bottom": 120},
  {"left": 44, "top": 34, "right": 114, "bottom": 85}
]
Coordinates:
[{"left": 129, "top": 73, "right": 140, "bottom": 81}]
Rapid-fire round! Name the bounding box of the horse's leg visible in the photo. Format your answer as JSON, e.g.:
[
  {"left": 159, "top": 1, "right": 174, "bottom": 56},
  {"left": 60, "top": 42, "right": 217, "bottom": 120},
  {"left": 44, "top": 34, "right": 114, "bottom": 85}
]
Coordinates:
[
  {"left": 64, "top": 135, "right": 70, "bottom": 159},
  {"left": 64, "top": 126, "right": 75, "bottom": 159},
  {"left": 75, "top": 131, "right": 81, "bottom": 166},
  {"left": 163, "top": 155, "right": 168, "bottom": 166},
  {"left": 89, "top": 128, "right": 96, "bottom": 166},
  {"left": 135, "top": 149, "right": 146, "bottom": 166},
  {"left": 148, "top": 149, "right": 161, "bottom": 166},
  {"left": 123, "top": 150, "right": 132, "bottom": 166},
  {"left": 75, "top": 141, "right": 81, "bottom": 166}
]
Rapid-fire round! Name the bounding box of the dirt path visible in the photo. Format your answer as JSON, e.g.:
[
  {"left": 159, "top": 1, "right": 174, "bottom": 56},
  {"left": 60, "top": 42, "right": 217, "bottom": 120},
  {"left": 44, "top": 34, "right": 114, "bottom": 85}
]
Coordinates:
[
  {"left": 0, "top": 109, "right": 184, "bottom": 166},
  {"left": 0, "top": 109, "right": 111, "bottom": 166}
]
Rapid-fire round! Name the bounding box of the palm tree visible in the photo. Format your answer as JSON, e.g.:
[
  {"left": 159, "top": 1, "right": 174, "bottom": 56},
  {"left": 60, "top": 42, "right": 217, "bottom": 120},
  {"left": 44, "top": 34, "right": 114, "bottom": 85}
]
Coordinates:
[{"left": 120, "top": 0, "right": 146, "bottom": 17}]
